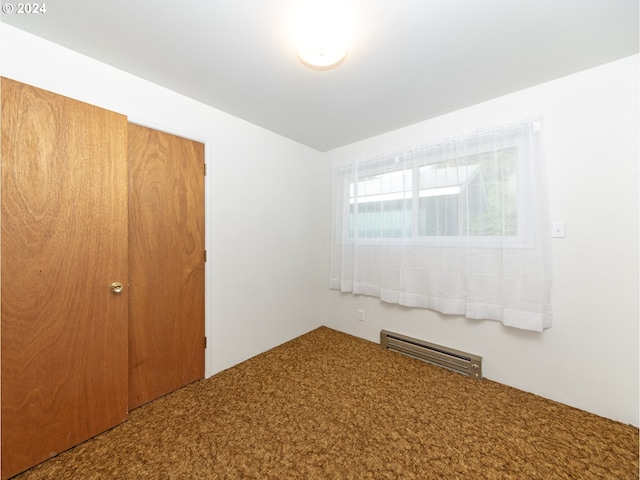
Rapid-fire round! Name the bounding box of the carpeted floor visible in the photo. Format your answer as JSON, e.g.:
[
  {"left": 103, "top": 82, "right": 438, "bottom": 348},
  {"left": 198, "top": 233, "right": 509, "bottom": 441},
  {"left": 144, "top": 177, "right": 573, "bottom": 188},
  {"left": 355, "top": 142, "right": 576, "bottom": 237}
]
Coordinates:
[{"left": 12, "top": 327, "right": 639, "bottom": 479}]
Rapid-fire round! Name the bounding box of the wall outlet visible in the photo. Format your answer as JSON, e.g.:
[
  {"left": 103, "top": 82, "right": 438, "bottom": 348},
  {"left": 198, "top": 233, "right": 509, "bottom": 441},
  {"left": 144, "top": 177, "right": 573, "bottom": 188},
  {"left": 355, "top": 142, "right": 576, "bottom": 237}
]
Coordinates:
[{"left": 357, "top": 309, "right": 365, "bottom": 322}]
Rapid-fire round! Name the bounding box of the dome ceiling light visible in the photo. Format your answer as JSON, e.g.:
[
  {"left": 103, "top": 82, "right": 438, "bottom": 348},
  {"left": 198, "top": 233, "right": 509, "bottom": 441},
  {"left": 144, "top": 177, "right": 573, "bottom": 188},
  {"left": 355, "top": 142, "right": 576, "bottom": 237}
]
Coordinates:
[{"left": 290, "top": 1, "right": 355, "bottom": 70}]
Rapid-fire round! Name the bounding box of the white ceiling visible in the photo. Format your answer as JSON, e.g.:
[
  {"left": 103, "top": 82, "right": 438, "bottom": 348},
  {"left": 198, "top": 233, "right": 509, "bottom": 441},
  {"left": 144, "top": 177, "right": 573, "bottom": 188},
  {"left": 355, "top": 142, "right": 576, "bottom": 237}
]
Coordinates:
[{"left": 2, "top": 0, "right": 638, "bottom": 151}]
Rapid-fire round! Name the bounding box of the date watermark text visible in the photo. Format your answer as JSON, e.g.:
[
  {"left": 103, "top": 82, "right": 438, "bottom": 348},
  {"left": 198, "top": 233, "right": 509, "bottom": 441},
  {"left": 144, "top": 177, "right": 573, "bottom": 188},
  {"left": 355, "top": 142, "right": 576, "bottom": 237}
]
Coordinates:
[{"left": 2, "top": 3, "right": 47, "bottom": 14}]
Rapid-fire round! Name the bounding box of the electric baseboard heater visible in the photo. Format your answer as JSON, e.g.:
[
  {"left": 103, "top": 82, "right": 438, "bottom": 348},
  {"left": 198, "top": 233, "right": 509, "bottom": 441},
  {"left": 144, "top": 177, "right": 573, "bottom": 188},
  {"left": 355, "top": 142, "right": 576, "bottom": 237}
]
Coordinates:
[{"left": 380, "top": 330, "right": 482, "bottom": 379}]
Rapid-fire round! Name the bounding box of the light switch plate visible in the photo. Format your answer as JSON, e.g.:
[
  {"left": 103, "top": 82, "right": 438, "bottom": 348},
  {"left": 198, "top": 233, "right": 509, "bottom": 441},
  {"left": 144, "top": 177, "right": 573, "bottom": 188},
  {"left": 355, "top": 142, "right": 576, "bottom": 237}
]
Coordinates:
[{"left": 552, "top": 221, "right": 566, "bottom": 238}]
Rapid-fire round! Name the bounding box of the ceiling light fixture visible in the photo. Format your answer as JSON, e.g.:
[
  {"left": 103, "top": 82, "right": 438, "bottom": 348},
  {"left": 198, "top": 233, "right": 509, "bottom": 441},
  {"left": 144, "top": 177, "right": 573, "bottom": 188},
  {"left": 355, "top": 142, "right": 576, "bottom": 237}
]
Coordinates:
[{"left": 291, "top": 1, "right": 354, "bottom": 70}]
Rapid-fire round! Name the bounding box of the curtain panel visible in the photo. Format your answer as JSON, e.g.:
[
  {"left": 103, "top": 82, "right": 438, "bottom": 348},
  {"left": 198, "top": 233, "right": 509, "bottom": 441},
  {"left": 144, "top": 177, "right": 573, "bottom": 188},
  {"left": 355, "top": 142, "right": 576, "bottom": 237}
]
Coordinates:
[{"left": 330, "top": 119, "right": 552, "bottom": 331}]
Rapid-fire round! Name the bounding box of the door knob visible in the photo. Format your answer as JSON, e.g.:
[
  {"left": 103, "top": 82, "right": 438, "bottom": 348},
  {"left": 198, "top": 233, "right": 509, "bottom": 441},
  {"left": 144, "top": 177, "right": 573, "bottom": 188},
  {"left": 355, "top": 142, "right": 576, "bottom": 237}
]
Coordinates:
[{"left": 110, "top": 282, "right": 124, "bottom": 294}]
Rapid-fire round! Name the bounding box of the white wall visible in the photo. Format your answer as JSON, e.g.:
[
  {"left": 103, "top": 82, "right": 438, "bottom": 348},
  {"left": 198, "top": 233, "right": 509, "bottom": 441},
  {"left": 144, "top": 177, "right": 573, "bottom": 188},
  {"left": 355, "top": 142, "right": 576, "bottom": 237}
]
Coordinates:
[
  {"left": 0, "top": 24, "right": 325, "bottom": 377},
  {"left": 321, "top": 55, "right": 639, "bottom": 427}
]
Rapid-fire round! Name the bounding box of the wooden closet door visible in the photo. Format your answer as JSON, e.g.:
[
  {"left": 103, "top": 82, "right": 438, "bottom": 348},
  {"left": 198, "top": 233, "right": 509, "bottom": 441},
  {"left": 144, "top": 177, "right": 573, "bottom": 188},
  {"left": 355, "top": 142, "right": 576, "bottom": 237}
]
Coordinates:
[
  {"left": 128, "top": 124, "right": 205, "bottom": 409},
  {"left": 1, "top": 78, "right": 129, "bottom": 479}
]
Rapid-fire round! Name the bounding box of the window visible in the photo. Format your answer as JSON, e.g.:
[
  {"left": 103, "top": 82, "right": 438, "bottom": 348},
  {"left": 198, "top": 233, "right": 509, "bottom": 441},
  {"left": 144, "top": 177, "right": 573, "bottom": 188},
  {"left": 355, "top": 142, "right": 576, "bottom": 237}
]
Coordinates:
[
  {"left": 348, "top": 148, "right": 518, "bottom": 241},
  {"left": 330, "top": 119, "right": 552, "bottom": 331}
]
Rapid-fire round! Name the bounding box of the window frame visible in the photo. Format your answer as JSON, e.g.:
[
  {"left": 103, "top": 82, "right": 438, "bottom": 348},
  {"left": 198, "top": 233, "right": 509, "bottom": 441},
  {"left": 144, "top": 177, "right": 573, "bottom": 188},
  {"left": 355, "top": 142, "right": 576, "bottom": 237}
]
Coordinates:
[{"left": 341, "top": 135, "right": 531, "bottom": 249}]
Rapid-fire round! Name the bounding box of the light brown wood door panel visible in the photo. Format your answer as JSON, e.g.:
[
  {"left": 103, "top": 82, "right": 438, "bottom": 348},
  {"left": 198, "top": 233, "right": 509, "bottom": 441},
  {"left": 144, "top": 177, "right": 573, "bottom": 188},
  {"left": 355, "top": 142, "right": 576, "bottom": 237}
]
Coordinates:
[
  {"left": 1, "top": 77, "right": 129, "bottom": 479},
  {"left": 128, "top": 123, "right": 205, "bottom": 410}
]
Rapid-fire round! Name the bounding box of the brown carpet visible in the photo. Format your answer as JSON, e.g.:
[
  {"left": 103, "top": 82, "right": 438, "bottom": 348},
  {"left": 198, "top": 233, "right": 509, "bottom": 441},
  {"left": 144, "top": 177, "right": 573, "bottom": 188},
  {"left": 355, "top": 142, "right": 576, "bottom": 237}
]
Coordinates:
[{"left": 13, "top": 327, "right": 639, "bottom": 479}]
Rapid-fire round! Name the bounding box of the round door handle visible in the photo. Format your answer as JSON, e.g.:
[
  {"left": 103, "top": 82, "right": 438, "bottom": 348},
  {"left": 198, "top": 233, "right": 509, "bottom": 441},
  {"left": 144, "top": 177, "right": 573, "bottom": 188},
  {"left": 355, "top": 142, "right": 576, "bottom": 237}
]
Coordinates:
[{"left": 110, "top": 282, "right": 124, "bottom": 294}]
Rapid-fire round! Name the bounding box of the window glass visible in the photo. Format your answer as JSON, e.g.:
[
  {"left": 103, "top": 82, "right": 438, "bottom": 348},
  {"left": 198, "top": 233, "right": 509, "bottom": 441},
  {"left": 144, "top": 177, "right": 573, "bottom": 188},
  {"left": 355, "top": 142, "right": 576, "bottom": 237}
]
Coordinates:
[{"left": 348, "top": 147, "right": 518, "bottom": 239}]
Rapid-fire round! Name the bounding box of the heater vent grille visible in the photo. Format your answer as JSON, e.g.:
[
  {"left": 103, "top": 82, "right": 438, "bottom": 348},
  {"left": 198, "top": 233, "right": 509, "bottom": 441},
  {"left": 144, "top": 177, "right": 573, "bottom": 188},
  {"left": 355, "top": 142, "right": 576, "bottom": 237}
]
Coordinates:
[{"left": 380, "top": 330, "right": 482, "bottom": 379}]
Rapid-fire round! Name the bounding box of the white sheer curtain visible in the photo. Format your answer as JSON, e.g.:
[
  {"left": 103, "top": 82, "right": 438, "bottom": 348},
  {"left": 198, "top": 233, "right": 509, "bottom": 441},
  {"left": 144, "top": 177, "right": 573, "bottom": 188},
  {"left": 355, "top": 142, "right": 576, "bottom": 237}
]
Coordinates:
[{"left": 330, "top": 118, "right": 552, "bottom": 331}]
